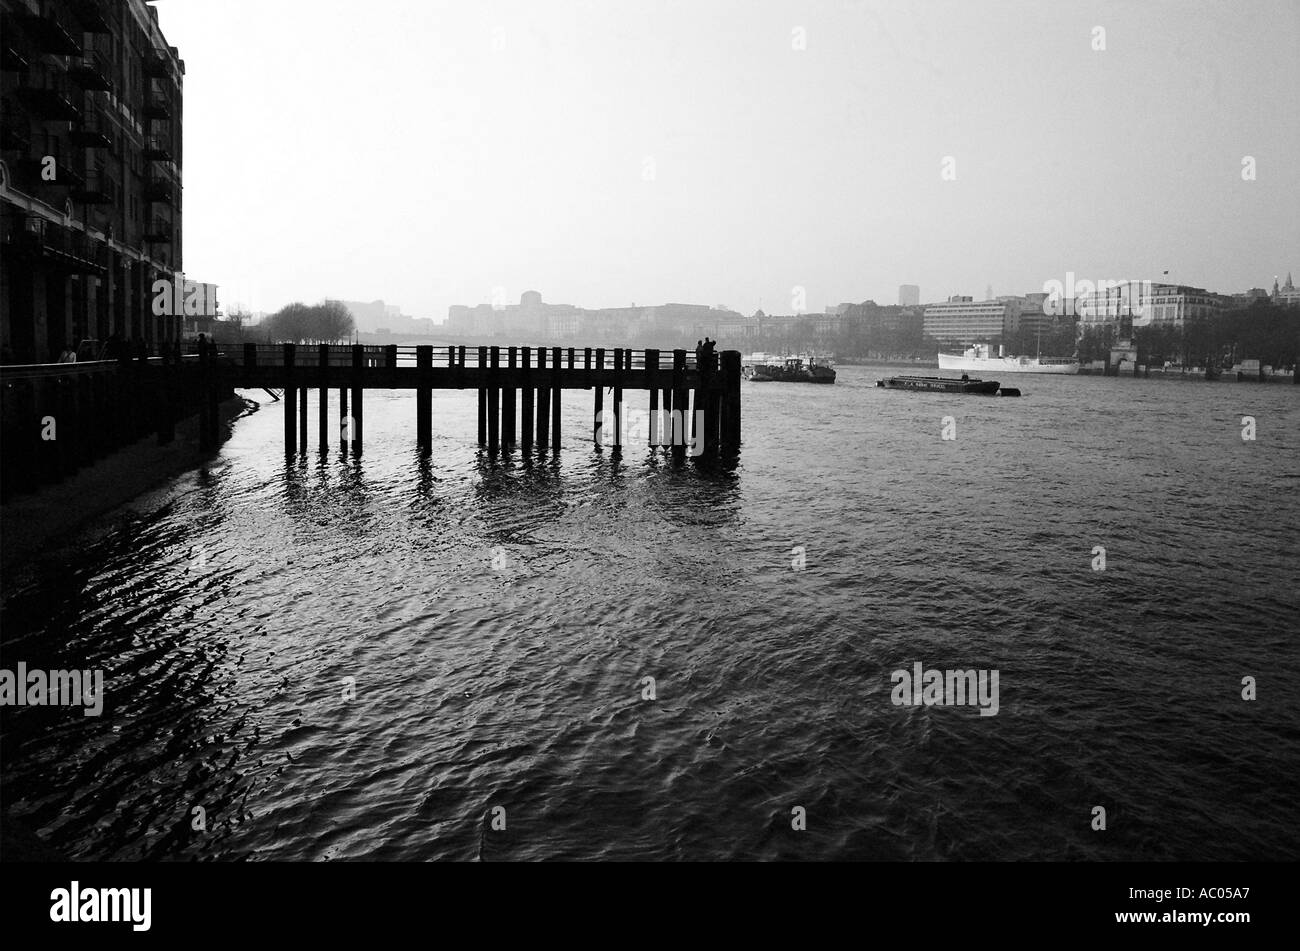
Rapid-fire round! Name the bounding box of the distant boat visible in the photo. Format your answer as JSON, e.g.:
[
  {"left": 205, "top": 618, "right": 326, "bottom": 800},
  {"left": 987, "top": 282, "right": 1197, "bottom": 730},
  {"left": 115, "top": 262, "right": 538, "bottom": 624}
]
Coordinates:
[
  {"left": 876, "top": 374, "right": 1004, "bottom": 395},
  {"left": 937, "top": 343, "right": 1078, "bottom": 375},
  {"left": 747, "top": 354, "right": 836, "bottom": 384}
]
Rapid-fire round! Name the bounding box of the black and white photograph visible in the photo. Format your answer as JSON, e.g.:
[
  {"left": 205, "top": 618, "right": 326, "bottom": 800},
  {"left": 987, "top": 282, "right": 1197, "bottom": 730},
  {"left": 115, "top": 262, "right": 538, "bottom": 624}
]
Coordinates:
[{"left": 0, "top": 0, "right": 1296, "bottom": 935}]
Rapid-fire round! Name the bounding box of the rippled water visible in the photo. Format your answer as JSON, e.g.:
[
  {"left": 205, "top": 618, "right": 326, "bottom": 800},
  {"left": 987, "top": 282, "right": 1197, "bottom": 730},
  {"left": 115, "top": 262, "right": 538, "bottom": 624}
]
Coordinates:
[{"left": 2, "top": 366, "right": 1298, "bottom": 860}]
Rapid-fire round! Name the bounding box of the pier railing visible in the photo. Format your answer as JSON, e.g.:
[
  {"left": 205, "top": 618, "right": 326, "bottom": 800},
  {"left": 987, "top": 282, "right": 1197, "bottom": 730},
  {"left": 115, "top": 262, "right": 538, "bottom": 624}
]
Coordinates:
[{"left": 208, "top": 343, "right": 703, "bottom": 370}]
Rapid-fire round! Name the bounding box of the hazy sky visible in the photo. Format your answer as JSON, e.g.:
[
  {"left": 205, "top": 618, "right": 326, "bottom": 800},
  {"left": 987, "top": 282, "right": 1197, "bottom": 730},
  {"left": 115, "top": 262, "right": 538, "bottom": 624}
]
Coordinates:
[{"left": 155, "top": 0, "right": 1300, "bottom": 319}]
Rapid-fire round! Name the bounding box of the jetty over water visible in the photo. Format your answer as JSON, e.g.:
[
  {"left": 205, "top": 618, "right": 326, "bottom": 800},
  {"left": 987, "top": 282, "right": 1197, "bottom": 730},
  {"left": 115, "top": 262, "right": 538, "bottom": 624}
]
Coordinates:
[
  {"left": 0, "top": 343, "right": 743, "bottom": 499},
  {"left": 218, "top": 343, "right": 743, "bottom": 458}
]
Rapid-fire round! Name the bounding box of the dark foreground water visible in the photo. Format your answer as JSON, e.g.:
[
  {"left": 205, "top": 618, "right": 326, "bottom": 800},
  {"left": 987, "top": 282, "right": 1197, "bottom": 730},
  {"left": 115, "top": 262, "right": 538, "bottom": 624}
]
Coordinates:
[{"left": 2, "top": 366, "right": 1298, "bottom": 860}]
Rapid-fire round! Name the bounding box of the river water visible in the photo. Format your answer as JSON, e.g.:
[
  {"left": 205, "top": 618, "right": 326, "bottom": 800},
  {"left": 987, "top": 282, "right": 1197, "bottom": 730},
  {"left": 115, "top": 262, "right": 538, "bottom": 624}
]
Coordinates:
[{"left": 2, "top": 365, "right": 1297, "bottom": 860}]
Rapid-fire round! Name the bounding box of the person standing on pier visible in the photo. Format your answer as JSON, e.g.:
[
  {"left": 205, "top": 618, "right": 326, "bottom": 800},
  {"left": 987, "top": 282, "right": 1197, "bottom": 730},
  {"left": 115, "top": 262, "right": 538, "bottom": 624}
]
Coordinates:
[{"left": 701, "top": 337, "right": 715, "bottom": 383}]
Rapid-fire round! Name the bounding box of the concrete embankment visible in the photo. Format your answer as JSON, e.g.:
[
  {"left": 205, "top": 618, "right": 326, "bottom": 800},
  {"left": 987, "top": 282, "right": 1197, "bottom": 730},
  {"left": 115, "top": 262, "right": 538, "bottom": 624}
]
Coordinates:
[{"left": 0, "top": 396, "right": 255, "bottom": 574}]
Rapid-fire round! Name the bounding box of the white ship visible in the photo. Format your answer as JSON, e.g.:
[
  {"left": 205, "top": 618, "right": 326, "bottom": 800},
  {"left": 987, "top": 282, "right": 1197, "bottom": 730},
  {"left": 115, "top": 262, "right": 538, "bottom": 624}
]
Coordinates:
[{"left": 937, "top": 343, "right": 1079, "bottom": 375}]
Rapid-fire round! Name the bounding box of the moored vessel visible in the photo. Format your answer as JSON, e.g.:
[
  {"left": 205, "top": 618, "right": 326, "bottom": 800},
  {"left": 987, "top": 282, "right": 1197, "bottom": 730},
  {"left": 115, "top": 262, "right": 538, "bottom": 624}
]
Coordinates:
[
  {"left": 747, "top": 355, "right": 836, "bottom": 384},
  {"left": 876, "top": 374, "right": 1004, "bottom": 395},
  {"left": 937, "top": 343, "right": 1078, "bottom": 375}
]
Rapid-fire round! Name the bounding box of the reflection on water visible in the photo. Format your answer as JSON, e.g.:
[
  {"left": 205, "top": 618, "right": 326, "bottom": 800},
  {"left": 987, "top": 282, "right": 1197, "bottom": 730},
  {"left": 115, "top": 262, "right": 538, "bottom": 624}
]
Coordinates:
[{"left": 2, "top": 369, "right": 1298, "bottom": 860}]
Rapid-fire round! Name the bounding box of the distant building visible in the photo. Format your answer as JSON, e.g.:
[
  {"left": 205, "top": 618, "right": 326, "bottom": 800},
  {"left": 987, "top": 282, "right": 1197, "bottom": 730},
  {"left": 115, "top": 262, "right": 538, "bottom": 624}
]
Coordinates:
[
  {"left": 1273, "top": 273, "right": 1300, "bottom": 305},
  {"left": 1138, "top": 284, "right": 1226, "bottom": 328},
  {"left": 443, "top": 292, "right": 741, "bottom": 341},
  {"left": 331, "top": 299, "right": 436, "bottom": 335},
  {"left": 1229, "top": 287, "right": 1270, "bottom": 308},
  {"left": 922, "top": 296, "right": 1013, "bottom": 345},
  {"left": 898, "top": 284, "right": 920, "bottom": 307},
  {"left": 330, "top": 299, "right": 399, "bottom": 333}
]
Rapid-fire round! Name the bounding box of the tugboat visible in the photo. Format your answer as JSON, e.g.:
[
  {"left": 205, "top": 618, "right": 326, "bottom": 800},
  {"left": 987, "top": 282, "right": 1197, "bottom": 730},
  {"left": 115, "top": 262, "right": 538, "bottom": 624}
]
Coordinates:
[
  {"left": 748, "top": 354, "right": 836, "bottom": 384},
  {"left": 876, "top": 373, "right": 1004, "bottom": 395}
]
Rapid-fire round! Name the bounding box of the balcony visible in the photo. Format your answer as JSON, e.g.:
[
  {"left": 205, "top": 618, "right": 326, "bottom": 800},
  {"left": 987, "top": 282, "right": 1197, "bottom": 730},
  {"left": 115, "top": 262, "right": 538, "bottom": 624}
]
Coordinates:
[
  {"left": 19, "top": 10, "right": 82, "bottom": 56},
  {"left": 15, "top": 73, "right": 81, "bottom": 121},
  {"left": 143, "top": 134, "right": 173, "bottom": 161},
  {"left": 144, "top": 175, "right": 174, "bottom": 203},
  {"left": 70, "top": 110, "right": 113, "bottom": 148},
  {"left": 70, "top": 49, "right": 113, "bottom": 92},
  {"left": 70, "top": 0, "right": 113, "bottom": 34},
  {"left": 0, "top": 216, "right": 104, "bottom": 275},
  {"left": 143, "top": 93, "right": 172, "bottom": 120},
  {"left": 143, "top": 218, "right": 174, "bottom": 243},
  {"left": 72, "top": 169, "right": 116, "bottom": 205},
  {"left": 143, "top": 47, "right": 173, "bottom": 79}
]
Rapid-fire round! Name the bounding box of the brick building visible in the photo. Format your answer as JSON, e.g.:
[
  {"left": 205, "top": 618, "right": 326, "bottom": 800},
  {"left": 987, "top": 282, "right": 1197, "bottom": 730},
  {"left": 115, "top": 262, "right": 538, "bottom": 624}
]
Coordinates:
[{"left": 1, "top": 0, "right": 185, "bottom": 363}]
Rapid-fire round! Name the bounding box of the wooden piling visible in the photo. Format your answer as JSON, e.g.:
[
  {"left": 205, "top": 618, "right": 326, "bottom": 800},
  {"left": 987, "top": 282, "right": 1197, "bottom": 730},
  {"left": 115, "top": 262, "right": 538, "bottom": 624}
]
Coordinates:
[
  {"left": 593, "top": 347, "right": 605, "bottom": 447},
  {"left": 612, "top": 348, "right": 624, "bottom": 450},
  {"left": 704, "top": 350, "right": 720, "bottom": 456},
  {"left": 521, "top": 346, "right": 534, "bottom": 451},
  {"left": 416, "top": 345, "right": 432, "bottom": 448},
  {"left": 721, "top": 350, "right": 741, "bottom": 451},
  {"left": 552, "top": 346, "right": 562, "bottom": 450},
  {"left": 503, "top": 347, "right": 516, "bottom": 447},
  {"left": 197, "top": 341, "right": 212, "bottom": 450},
  {"left": 477, "top": 346, "right": 487, "bottom": 446},
  {"left": 298, "top": 359, "right": 308, "bottom": 452},
  {"left": 536, "top": 346, "right": 549, "bottom": 451},
  {"left": 284, "top": 343, "right": 297, "bottom": 454},
  {"left": 671, "top": 349, "right": 686, "bottom": 459},
  {"left": 319, "top": 344, "right": 330, "bottom": 452},
  {"left": 488, "top": 347, "right": 501, "bottom": 452},
  {"left": 646, "top": 348, "right": 659, "bottom": 447},
  {"left": 350, "top": 344, "right": 364, "bottom": 454},
  {"left": 339, "top": 384, "right": 349, "bottom": 452}
]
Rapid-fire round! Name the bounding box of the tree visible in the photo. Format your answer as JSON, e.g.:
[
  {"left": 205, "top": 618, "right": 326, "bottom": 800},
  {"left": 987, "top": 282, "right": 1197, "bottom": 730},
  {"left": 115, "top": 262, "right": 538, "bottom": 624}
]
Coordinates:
[{"left": 261, "top": 301, "right": 356, "bottom": 343}]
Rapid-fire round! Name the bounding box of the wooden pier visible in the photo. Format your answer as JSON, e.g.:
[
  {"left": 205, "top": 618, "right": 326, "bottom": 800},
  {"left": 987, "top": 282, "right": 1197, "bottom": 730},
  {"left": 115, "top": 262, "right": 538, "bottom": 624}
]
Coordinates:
[
  {"left": 216, "top": 343, "right": 742, "bottom": 458},
  {"left": 0, "top": 342, "right": 743, "bottom": 501}
]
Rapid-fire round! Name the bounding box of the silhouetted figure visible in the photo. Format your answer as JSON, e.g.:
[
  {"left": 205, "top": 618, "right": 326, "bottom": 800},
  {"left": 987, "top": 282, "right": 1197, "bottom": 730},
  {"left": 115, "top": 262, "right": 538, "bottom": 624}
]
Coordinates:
[{"left": 701, "top": 337, "right": 716, "bottom": 382}]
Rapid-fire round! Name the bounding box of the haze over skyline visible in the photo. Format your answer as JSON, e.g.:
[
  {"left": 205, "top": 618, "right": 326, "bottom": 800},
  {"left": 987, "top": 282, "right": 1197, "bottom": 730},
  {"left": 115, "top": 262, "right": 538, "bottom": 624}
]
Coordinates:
[{"left": 157, "top": 0, "right": 1300, "bottom": 319}]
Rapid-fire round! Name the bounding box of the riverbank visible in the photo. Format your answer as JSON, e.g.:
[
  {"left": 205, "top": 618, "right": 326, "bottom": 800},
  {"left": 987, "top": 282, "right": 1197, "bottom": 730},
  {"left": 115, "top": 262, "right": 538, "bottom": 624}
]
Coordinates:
[{"left": 0, "top": 396, "right": 257, "bottom": 574}]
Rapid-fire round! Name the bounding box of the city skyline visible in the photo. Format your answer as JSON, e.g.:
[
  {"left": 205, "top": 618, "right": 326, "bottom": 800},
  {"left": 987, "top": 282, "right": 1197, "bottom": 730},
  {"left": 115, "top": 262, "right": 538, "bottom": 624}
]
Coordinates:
[{"left": 156, "top": 0, "right": 1299, "bottom": 321}]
